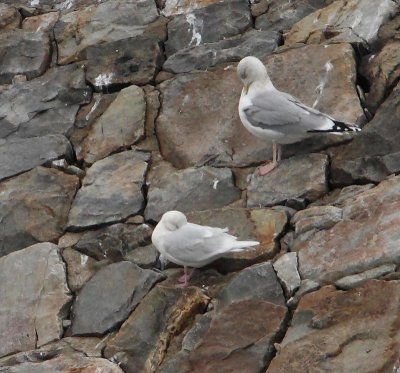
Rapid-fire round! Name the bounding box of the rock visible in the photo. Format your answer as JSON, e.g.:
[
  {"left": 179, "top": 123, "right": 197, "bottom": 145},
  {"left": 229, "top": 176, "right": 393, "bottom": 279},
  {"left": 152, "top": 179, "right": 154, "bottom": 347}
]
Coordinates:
[
  {"left": 163, "top": 30, "right": 281, "bottom": 74},
  {"left": 186, "top": 208, "right": 287, "bottom": 271},
  {"left": 80, "top": 85, "right": 145, "bottom": 164},
  {"left": 292, "top": 206, "right": 343, "bottom": 236},
  {"left": 157, "top": 43, "right": 362, "bottom": 170},
  {"left": 377, "top": 12, "right": 400, "bottom": 45},
  {"left": 215, "top": 262, "right": 286, "bottom": 310},
  {"left": 287, "top": 279, "right": 320, "bottom": 307},
  {"left": 61, "top": 248, "right": 98, "bottom": 292},
  {"left": 264, "top": 43, "right": 363, "bottom": 125},
  {"left": 22, "top": 11, "right": 59, "bottom": 34},
  {"left": 161, "top": 0, "right": 221, "bottom": 16},
  {"left": 273, "top": 252, "right": 301, "bottom": 296},
  {"left": 285, "top": 0, "right": 398, "bottom": 47},
  {"left": 0, "top": 3, "right": 21, "bottom": 30},
  {"left": 0, "top": 167, "right": 79, "bottom": 256},
  {"left": 67, "top": 151, "right": 148, "bottom": 229},
  {"left": 54, "top": 0, "right": 160, "bottom": 64},
  {"left": 335, "top": 263, "right": 396, "bottom": 290},
  {"left": 268, "top": 281, "right": 400, "bottom": 372},
  {"left": 247, "top": 153, "right": 329, "bottom": 208},
  {"left": 0, "top": 243, "right": 71, "bottom": 358},
  {"left": 330, "top": 82, "right": 400, "bottom": 185},
  {"left": 156, "top": 67, "right": 272, "bottom": 169},
  {"left": 360, "top": 40, "right": 400, "bottom": 113},
  {"left": 254, "top": 0, "right": 333, "bottom": 33},
  {"left": 0, "top": 351, "right": 124, "bottom": 372},
  {"left": 297, "top": 174, "right": 400, "bottom": 283},
  {"left": 124, "top": 244, "right": 159, "bottom": 269},
  {"left": 104, "top": 286, "right": 209, "bottom": 373},
  {"left": 312, "top": 184, "right": 375, "bottom": 207},
  {"left": 86, "top": 36, "right": 164, "bottom": 90},
  {"left": 145, "top": 162, "right": 241, "bottom": 221},
  {"left": 71, "top": 261, "right": 164, "bottom": 336},
  {"left": 72, "top": 223, "right": 153, "bottom": 261},
  {"left": 0, "top": 30, "right": 50, "bottom": 84},
  {"left": 165, "top": 0, "right": 252, "bottom": 56},
  {"left": 0, "top": 135, "right": 72, "bottom": 181},
  {"left": 0, "top": 64, "right": 91, "bottom": 140}
]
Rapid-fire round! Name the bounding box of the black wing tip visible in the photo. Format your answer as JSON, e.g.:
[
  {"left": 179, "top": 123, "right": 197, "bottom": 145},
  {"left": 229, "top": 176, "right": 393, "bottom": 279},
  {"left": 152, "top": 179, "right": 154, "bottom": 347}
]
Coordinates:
[{"left": 308, "top": 121, "right": 361, "bottom": 133}]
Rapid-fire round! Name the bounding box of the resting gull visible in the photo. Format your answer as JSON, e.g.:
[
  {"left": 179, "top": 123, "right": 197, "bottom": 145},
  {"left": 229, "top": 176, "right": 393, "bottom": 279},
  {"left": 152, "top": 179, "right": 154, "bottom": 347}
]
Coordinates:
[
  {"left": 152, "top": 211, "right": 259, "bottom": 287},
  {"left": 237, "top": 56, "right": 360, "bottom": 175}
]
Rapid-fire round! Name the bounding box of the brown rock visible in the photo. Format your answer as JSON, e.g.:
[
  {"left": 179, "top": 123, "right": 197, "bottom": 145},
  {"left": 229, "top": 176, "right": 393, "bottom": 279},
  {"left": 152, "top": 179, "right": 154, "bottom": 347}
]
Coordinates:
[
  {"left": 80, "top": 85, "right": 145, "bottom": 164},
  {"left": 296, "top": 174, "right": 400, "bottom": 283},
  {"left": 104, "top": 286, "right": 209, "bottom": 373},
  {"left": 267, "top": 281, "right": 400, "bottom": 372},
  {"left": 0, "top": 243, "right": 71, "bottom": 358},
  {"left": 187, "top": 208, "right": 287, "bottom": 271},
  {"left": 0, "top": 3, "right": 21, "bottom": 30},
  {"left": 161, "top": 0, "right": 221, "bottom": 16},
  {"left": 22, "top": 11, "right": 59, "bottom": 34},
  {"left": 0, "top": 167, "right": 79, "bottom": 256}
]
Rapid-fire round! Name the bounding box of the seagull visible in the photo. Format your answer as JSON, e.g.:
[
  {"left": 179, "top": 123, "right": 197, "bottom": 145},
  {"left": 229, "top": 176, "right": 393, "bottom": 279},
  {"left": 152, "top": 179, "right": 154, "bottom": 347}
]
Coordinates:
[
  {"left": 237, "top": 56, "right": 361, "bottom": 175},
  {"left": 151, "top": 211, "right": 259, "bottom": 287}
]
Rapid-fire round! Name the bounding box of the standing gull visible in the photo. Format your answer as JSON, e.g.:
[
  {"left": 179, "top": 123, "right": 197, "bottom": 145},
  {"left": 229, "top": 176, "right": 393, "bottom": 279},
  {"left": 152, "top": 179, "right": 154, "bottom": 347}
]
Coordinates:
[
  {"left": 237, "top": 56, "right": 361, "bottom": 175},
  {"left": 152, "top": 211, "right": 259, "bottom": 287}
]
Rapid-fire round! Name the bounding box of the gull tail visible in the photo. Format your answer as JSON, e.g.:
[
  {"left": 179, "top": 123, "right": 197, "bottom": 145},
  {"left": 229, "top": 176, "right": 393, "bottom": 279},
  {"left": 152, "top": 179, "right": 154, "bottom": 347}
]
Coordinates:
[
  {"left": 230, "top": 240, "right": 260, "bottom": 252},
  {"left": 308, "top": 120, "right": 361, "bottom": 134}
]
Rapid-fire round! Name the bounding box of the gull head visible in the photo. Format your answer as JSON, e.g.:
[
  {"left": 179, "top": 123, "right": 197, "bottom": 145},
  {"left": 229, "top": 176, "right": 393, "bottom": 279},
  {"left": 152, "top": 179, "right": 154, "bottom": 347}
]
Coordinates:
[
  {"left": 237, "top": 56, "right": 270, "bottom": 93},
  {"left": 160, "top": 210, "right": 187, "bottom": 231}
]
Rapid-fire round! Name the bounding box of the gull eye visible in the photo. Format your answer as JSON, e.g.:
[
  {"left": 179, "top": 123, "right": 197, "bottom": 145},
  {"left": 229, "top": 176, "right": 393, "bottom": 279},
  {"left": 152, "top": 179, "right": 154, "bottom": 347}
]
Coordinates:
[{"left": 239, "top": 68, "right": 248, "bottom": 80}]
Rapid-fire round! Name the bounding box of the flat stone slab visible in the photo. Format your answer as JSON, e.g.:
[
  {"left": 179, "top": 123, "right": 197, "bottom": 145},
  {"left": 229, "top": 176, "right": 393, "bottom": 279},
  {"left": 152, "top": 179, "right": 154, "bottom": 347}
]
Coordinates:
[
  {"left": 71, "top": 261, "right": 164, "bottom": 336},
  {"left": 0, "top": 167, "right": 79, "bottom": 256},
  {"left": 0, "top": 243, "right": 71, "bottom": 358},
  {"left": 0, "top": 135, "right": 72, "bottom": 181},
  {"left": 67, "top": 150, "right": 149, "bottom": 229},
  {"left": 268, "top": 281, "right": 400, "bottom": 372}
]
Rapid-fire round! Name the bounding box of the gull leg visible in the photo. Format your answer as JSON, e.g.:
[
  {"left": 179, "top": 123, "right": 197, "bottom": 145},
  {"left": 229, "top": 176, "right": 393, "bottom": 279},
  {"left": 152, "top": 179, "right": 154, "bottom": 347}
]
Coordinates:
[
  {"left": 176, "top": 266, "right": 195, "bottom": 288},
  {"left": 258, "top": 142, "right": 279, "bottom": 175}
]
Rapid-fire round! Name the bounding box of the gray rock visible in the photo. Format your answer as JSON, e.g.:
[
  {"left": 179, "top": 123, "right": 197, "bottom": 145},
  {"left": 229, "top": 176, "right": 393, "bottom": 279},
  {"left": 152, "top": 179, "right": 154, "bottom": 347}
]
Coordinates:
[
  {"left": 0, "top": 3, "right": 21, "bottom": 30},
  {"left": 1, "top": 0, "right": 109, "bottom": 12},
  {"left": 0, "top": 30, "right": 50, "bottom": 84},
  {"left": 145, "top": 162, "right": 241, "bottom": 221},
  {"left": 0, "top": 135, "right": 72, "bottom": 181},
  {"left": 273, "top": 252, "right": 301, "bottom": 296},
  {"left": 124, "top": 244, "right": 159, "bottom": 269},
  {"left": 330, "top": 82, "right": 400, "bottom": 185},
  {"left": 335, "top": 264, "right": 396, "bottom": 290},
  {"left": 254, "top": 0, "right": 333, "bottom": 32},
  {"left": 165, "top": 0, "right": 252, "bottom": 56},
  {"left": 22, "top": 11, "right": 59, "bottom": 34},
  {"left": 292, "top": 205, "right": 343, "bottom": 236},
  {"left": 182, "top": 313, "right": 213, "bottom": 351},
  {"left": 73, "top": 223, "right": 153, "bottom": 261},
  {"left": 163, "top": 30, "right": 281, "bottom": 74},
  {"left": 104, "top": 287, "right": 209, "bottom": 372},
  {"left": 80, "top": 85, "right": 146, "bottom": 164},
  {"left": 215, "top": 262, "right": 286, "bottom": 311},
  {"left": 86, "top": 35, "right": 165, "bottom": 90},
  {"left": 54, "top": 0, "right": 160, "bottom": 64},
  {"left": 67, "top": 151, "right": 149, "bottom": 229},
  {"left": 61, "top": 248, "right": 98, "bottom": 292},
  {"left": 71, "top": 261, "right": 164, "bottom": 336},
  {"left": 287, "top": 279, "right": 321, "bottom": 307},
  {"left": 0, "top": 243, "right": 71, "bottom": 358},
  {"left": 247, "top": 153, "right": 329, "bottom": 208},
  {"left": 0, "top": 167, "right": 79, "bottom": 256},
  {"left": 0, "top": 64, "right": 91, "bottom": 140}
]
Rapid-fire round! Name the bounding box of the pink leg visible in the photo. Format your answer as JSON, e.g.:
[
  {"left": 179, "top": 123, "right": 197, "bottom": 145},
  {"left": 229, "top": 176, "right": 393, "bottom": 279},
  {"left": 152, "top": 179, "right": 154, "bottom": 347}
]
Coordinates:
[
  {"left": 258, "top": 143, "right": 281, "bottom": 176},
  {"left": 175, "top": 267, "right": 195, "bottom": 288}
]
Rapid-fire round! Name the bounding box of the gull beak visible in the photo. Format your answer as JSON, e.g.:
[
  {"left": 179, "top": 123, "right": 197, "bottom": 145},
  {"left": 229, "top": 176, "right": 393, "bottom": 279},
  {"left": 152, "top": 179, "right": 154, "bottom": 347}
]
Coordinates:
[{"left": 243, "top": 83, "right": 250, "bottom": 94}]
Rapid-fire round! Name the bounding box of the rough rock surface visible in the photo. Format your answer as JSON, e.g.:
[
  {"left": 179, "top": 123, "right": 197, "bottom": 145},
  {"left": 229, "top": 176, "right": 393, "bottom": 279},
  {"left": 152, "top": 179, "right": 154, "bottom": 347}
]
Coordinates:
[
  {"left": 22, "top": 12, "right": 59, "bottom": 34},
  {"left": 80, "top": 85, "right": 145, "bottom": 164},
  {"left": 0, "top": 135, "right": 72, "bottom": 181},
  {"left": 268, "top": 281, "right": 400, "bottom": 372},
  {"left": 145, "top": 162, "right": 241, "bottom": 221},
  {"left": 0, "top": 3, "right": 21, "bottom": 30},
  {"left": 0, "top": 243, "right": 71, "bottom": 358},
  {"left": 296, "top": 174, "right": 400, "bottom": 283},
  {"left": 247, "top": 154, "right": 329, "bottom": 208},
  {"left": 273, "top": 252, "right": 301, "bottom": 296},
  {"left": 67, "top": 151, "right": 148, "bottom": 229},
  {"left": 0, "top": 30, "right": 50, "bottom": 84},
  {"left": 0, "top": 167, "right": 79, "bottom": 256},
  {"left": 71, "top": 261, "right": 164, "bottom": 335},
  {"left": 0, "top": 64, "right": 91, "bottom": 139},
  {"left": 165, "top": 0, "right": 252, "bottom": 56}
]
